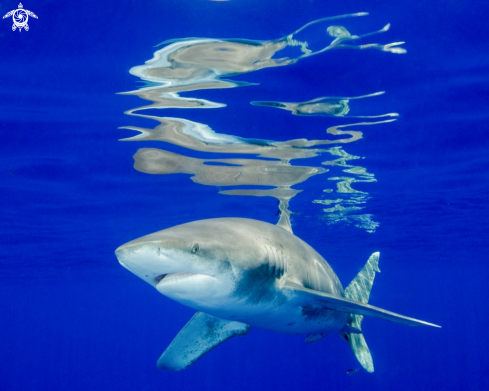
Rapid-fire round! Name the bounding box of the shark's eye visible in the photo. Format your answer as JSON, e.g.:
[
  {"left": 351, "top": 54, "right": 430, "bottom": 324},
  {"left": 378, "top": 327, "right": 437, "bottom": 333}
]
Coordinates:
[{"left": 191, "top": 243, "right": 200, "bottom": 254}]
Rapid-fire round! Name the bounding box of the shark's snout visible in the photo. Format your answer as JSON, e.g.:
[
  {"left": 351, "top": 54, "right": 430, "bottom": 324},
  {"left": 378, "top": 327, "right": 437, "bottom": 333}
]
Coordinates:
[
  {"left": 115, "top": 241, "right": 171, "bottom": 286},
  {"left": 114, "top": 246, "right": 134, "bottom": 272},
  {"left": 115, "top": 234, "right": 205, "bottom": 289}
]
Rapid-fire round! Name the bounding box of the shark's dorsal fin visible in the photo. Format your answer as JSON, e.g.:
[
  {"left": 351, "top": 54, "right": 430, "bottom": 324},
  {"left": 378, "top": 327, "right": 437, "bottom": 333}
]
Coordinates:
[
  {"left": 157, "top": 312, "right": 250, "bottom": 371},
  {"left": 277, "top": 198, "right": 293, "bottom": 233},
  {"left": 283, "top": 281, "right": 440, "bottom": 328}
]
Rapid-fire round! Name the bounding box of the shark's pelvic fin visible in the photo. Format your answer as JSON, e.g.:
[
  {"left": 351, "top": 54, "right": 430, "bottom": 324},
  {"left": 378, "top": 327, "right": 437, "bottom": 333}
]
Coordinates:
[
  {"left": 157, "top": 312, "right": 251, "bottom": 371},
  {"left": 342, "top": 251, "right": 381, "bottom": 372},
  {"left": 305, "top": 333, "right": 328, "bottom": 344},
  {"left": 283, "top": 281, "right": 440, "bottom": 328}
]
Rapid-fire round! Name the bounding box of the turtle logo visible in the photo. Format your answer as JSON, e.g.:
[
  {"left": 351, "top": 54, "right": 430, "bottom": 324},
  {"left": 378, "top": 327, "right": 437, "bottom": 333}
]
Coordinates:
[{"left": 3, "top": 3, "right": 37, "bottom": 32}]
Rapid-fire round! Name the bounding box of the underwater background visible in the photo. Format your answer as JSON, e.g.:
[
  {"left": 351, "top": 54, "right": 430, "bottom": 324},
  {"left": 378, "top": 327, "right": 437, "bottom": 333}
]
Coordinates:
[{"left": 1, "top": 0, "right": 488, "bottom": 389}]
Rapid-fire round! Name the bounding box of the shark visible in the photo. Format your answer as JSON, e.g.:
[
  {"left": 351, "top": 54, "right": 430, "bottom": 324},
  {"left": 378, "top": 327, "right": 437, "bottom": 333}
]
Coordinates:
[{"left": 115, "top": 218, "right": 439, "bottom": 372}]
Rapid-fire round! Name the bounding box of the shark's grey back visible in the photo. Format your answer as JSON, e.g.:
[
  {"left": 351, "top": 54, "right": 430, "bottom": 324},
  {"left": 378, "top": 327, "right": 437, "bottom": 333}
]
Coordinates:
[
  {"left": 116, "top": 216, "right": 440, "bottom": 373},
  {"left": 167, "top": 217, "right": 344, "bottom": 297}
]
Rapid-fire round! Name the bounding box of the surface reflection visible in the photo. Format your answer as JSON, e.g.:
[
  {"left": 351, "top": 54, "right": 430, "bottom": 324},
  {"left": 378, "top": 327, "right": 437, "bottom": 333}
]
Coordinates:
[
  {"left": 120, "top": 13, "right": 405, "bottom": 114},
  {"left": 120, "top": 14, "right": 405, "bottom": 232},
  {"left": 315, "top": 147, "right": 380, "bottom": 232},
  {"left": 251, "top": 92, "right": 398, "bottom": 119},
  {"left": 134, "top": 148, "right": 326, "bottom": 232}
]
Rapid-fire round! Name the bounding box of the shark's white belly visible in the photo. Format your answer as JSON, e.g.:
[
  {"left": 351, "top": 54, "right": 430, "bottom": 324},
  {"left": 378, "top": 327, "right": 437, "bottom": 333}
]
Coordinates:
[
  {"left": 213, "top": 302, "right": 348, "bottom": 335},
  {"left": 156, "top": 273, "right": 348, "bottom": 335}
]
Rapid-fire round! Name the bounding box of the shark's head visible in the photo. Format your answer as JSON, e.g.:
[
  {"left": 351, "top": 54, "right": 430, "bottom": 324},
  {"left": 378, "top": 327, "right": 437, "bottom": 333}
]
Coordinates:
[{"left": 115, "top": 219, "right": 261, "bottom": 312}]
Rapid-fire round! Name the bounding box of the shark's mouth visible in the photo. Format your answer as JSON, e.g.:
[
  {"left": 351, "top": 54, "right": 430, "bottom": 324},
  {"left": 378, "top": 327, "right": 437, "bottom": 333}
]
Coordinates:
[
  {"left": 155, "top": 274, "right": 168, "bottom": 283},
  {"left": 155, "top": 272, "right": 201, "bottom": 284}
]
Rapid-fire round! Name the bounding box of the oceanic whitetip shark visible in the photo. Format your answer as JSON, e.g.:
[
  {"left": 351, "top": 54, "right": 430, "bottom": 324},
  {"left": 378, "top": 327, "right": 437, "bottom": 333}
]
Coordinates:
[{"left": 115, "top": 218, "right": 439, "bottom": 372}]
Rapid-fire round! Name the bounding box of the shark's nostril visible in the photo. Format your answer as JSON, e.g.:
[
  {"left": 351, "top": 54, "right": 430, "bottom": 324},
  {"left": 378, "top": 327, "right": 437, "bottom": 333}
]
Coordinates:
[{"left": 155, "top": 274, "right": 167, "bottom": 283}]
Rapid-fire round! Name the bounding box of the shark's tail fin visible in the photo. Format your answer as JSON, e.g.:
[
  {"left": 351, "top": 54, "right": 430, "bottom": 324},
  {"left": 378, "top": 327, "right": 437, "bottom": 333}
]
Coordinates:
[{"left": 341, "top": 251, "right": 380, "bottom": 373}]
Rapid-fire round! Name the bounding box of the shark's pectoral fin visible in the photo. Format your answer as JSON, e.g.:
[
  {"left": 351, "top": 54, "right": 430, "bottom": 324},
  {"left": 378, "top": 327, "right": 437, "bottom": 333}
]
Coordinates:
[
  {"left": 284, "top": 281, "right": 440, "bottom": 328},
  {"left": 157, "top": 312, "right": 251, "bottom": 371}
]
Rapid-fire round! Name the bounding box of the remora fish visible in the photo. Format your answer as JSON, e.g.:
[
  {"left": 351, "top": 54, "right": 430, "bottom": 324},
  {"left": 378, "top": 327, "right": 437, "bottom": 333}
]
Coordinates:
[{"left": 115, "top": 218, "right": 439, "bottom": 372}]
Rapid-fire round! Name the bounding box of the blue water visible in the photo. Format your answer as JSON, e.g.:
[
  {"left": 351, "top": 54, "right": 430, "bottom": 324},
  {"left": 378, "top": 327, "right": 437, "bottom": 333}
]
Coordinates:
[{"left": 1, "top": 0, "right": 488, "bottom": 389}]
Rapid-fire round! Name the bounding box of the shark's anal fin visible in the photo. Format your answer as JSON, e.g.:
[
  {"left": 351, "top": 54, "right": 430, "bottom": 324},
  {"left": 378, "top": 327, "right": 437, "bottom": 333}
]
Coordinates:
[
  {"left": 284, "top": 281, "right": 440, "bottom": 328},
  {"left": 157, "top": 312, "right": 250, "bottom": 371}
]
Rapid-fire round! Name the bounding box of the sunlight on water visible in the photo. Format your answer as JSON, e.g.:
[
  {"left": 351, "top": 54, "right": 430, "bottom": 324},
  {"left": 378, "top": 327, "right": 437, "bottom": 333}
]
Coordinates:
[{"left": 119, "top": 13, "right": 405, "bottom": 232}]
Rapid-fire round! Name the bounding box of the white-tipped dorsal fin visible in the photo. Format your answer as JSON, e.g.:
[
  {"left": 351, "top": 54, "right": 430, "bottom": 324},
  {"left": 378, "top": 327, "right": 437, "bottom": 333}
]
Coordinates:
[{"left": 157, "top": 312, "right": 250, "bottom": 371}]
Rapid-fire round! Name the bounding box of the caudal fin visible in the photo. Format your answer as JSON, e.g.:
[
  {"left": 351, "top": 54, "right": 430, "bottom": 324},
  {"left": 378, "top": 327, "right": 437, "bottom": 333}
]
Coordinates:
[{"left": 342, "top": 251, "right": 380, "bottom": 373}]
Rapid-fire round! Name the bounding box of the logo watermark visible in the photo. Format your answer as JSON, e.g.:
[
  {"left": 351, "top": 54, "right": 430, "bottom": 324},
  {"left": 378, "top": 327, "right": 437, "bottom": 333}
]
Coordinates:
[{"left": 3, "top": 3, "right": 37, "bottom": 32}]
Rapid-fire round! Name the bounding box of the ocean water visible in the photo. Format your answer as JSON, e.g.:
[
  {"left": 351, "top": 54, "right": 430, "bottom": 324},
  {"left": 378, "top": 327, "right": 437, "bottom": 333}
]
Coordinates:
[{"left": 1, "top": 0, "right": 488, "bottom": 390}]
